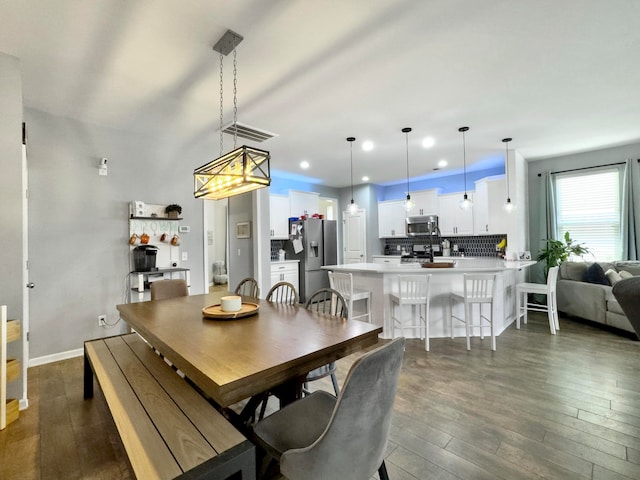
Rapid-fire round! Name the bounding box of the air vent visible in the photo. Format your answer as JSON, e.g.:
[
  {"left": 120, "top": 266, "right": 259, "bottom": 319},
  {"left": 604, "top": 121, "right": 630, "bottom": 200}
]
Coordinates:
[{"left": 221, "top": 123, "right": 278, "bottom": 143}]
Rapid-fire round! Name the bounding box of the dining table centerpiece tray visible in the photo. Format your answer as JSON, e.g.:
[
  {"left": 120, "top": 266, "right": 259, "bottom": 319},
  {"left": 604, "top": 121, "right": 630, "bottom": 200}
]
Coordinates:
[{"left": 202, "top": 302, "right": 260, "bottom": 320}]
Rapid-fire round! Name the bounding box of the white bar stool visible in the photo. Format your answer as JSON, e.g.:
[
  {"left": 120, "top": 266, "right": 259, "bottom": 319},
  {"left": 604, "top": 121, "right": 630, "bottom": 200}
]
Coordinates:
[
  {"left": 390, "top": 274, "right": 432, "bottom": 350},
  {"left": 516, "top": 266, "right": 560, "bottom": 334},
  {"left": 450, "top": 273, "right": 498, "bottom": 351},
  {"left": 328, "top": 271, "right": 371, "bottom": 322}
]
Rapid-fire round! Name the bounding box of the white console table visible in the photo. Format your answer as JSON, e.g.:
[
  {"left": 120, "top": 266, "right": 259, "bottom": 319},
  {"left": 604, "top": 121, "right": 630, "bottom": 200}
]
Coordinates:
[{"left": 128, "top": 268, "right": 191, "bottom": 302}]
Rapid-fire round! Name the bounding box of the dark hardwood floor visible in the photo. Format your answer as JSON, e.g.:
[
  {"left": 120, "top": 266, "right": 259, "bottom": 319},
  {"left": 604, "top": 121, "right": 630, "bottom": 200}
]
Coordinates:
[{"left": 1, "top": 312, "right": 639, "bottom": 479}]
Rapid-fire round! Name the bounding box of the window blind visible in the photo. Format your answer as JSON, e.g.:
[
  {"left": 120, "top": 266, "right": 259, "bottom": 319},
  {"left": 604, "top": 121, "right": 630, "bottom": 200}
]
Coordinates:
[{"left": 554, "top": 167, "right": 622, "bottom": 261}]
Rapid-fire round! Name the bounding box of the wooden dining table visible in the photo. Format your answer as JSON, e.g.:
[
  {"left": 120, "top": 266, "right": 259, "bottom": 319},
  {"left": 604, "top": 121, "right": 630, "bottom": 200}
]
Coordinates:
[{"left": 116, "top": 291, "right": 383, "bottom": 411}]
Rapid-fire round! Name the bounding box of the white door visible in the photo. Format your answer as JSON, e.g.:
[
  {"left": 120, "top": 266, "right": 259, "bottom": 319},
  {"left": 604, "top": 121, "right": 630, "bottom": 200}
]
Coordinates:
[{"left": 343, "top": 209, "right": 367, "bottom": 264}]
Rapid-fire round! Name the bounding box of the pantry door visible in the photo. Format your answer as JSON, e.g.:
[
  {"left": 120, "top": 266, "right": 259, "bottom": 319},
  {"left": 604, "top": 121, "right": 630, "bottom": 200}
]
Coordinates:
[{"left": 343, "top": 209, "right": 367, "bottom": 264}]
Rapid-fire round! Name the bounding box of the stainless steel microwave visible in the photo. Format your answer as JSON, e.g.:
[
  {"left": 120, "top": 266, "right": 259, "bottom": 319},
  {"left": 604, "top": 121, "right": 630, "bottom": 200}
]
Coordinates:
[{"left": 406, "top": 215, "right": 439, "bottom": 236}]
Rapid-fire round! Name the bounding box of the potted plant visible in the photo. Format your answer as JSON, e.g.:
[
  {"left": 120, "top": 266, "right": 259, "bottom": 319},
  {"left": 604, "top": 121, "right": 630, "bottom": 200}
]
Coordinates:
[
  {"left": 165, "top": 204, "right": 182, "bottom": 219},
  {"left": 537, "top": 231, "right": 589, "bottom": 277}
]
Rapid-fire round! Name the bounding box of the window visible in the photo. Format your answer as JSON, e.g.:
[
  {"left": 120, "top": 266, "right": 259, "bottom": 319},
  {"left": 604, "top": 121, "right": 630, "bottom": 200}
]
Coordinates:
[{"left": 554, "top": 166, "right": 623, "bottom": 261}]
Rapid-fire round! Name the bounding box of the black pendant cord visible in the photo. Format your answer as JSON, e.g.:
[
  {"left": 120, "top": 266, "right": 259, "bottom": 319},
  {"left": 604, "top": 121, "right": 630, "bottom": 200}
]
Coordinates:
[
  {"left": 403, "top": 127, "right": 412, "bottom": 198},
  {"left": 347, "top": 137, "right": 356, "bottom": 203},
  {"left": 462, "top": 131, "right": 467, "bottom": 194},
  {"left": 350, "top": 143, "right": 354, "bottom": 202},
  {"left": 503, "top": 138, "right": 512, "bottom": 200},
  {"left": 459, "top": 126, "right": 469, "bottom": 195}
]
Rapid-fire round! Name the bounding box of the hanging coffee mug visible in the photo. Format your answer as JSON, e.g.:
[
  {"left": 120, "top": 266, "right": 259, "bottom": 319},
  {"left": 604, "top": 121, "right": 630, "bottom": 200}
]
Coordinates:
[
  {"left": 160, "top": 233, "right": 167, "bottom": 242},
  {"left": 140, "top": 233, "right": 150, "bottom": 244},
  {"left": 171, "top": 234, "right": 180, "bottom": 246},
  {"left": 129, "top": 233, "right": 138, "bottom": 245}
]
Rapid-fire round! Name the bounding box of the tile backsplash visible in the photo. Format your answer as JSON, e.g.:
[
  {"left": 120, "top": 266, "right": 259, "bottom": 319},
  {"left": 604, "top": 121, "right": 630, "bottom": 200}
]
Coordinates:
[
  {"left": 383, "top": 234, "right": 507, "bottom": 257},
  {"left": 271, "top": 239, "right": 286, "bottom": 260},
  {"left": 272, "top": 235, "right": 508, "bottom": 261}
]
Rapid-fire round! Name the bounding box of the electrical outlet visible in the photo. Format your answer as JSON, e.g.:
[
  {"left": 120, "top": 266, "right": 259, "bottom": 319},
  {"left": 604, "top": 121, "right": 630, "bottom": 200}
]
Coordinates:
[{"left": 98, "top": 315, "right": 107, "bottom": 327}]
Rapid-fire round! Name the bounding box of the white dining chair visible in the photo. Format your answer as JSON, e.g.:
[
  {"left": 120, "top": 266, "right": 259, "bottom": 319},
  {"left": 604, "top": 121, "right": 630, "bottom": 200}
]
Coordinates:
[
  {"left": 516, "top": 266, "right": 560, "bottom": 334},
  {"left": 328, "top": 271, "right": 371, "bottom": 322},
  {"left": 450, "top": 273, "right": 498, "bottom": 350},
  {"left": 390, "top": 274, "right": 432, "bottom": 350}
]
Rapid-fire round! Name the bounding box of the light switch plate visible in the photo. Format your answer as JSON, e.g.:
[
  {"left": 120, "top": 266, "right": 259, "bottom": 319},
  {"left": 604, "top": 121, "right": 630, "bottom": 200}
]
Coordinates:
[{"left": 181, "top": 252, "right": 188, "bottom": 261}]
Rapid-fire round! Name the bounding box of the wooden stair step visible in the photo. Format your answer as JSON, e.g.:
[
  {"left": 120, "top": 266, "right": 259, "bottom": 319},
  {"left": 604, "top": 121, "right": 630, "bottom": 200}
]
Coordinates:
[{"left": 6, "top": 320, "right": 20, "bottom": 343}]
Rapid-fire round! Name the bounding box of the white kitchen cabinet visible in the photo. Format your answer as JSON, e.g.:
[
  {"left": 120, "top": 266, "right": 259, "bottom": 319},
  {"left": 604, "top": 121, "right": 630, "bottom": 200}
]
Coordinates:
[
  {"left": 410, "top": 189, "right": 439, "bottom": 216},
  {"left": 378, "top": 200, "right": 407, "bottom": 238},
  {"left": 438, "top": 192, "right": 474, "bottom": 235},
  {"left": 289, "top": 190, "right": 319, "bottom": 218},
  {"left": 474, "top": 177, "right": 508, "bottom": 235},
  {"left": 269, "top": 194, "right": 290, "bottom": 239},
  {"left": 270, "top": 261, "right": 299, "bottom": 294},
  {"left": 372, "top": 255, "right": 402, "bottom": 265}
]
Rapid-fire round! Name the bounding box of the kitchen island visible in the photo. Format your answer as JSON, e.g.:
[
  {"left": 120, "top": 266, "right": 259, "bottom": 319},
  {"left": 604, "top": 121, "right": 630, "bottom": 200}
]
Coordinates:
[{"left": 323, "top": 259, "right": 536, "bottom": 341}]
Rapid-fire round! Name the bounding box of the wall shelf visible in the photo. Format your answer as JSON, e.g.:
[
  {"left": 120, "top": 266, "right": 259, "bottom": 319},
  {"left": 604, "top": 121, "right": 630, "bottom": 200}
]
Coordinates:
[{"left": 129, "top": 216, "right": 182, "bottom": 221}]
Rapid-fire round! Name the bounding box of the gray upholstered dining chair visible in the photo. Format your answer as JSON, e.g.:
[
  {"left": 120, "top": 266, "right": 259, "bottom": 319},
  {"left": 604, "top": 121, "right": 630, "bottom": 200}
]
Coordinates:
[
  {"left": 234, "top": 277, "right": 260, "bottom": 298},
  {"left": 612, "top": 276, "right": 640, "bottom": 339},
  {"left": 253, "top": 337, "right": 405, "bottom": 480},
  {"left": 304, "top": 288, "right": 349, "bottom": 395},
  {"left": 150, "top": 279, "right": 188, "bottom": 300},
  {"left": 266, "top": 281, "right": 298, "bottom": 305}
]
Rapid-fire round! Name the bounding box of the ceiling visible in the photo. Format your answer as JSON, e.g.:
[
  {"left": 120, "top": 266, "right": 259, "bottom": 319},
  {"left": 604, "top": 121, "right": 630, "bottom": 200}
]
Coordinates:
[{"left": 1, "top": 0, "right": 640, "bottom": 188}]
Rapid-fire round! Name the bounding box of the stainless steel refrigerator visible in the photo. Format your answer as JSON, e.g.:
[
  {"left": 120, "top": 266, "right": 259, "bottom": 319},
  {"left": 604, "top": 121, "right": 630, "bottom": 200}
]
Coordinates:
[{"left": 285, "top": 218, "right": 337, "bottom": 303}]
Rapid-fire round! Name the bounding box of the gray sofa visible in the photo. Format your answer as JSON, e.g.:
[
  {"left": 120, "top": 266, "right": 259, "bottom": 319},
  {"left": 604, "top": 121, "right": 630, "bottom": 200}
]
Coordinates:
[{"left": 556, "top": 261, "right": 640, "bottom": 334}]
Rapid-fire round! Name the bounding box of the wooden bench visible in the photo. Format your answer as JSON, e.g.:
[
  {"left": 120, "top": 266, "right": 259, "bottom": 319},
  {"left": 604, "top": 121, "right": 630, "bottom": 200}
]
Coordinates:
[{"left": 84, "top": 333, "right": 255, "bottom": 480}]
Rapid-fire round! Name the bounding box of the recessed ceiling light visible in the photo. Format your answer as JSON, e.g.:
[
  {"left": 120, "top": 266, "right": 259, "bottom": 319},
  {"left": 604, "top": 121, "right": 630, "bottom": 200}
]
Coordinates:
[
  {"left": 362, "top": 176, "right": 370, "bottom": 182},
  {"left": 300, "top": 160, "right": 310, "bottom": 169},
  {"left": 422, "top": 137, "right": 435, "bottom": 149},
  {"left": 362, "top": 140, "right": 374, "bottom": 152},
  {"left": 437, "top": 159, "right": 448, "bottom": 168}
]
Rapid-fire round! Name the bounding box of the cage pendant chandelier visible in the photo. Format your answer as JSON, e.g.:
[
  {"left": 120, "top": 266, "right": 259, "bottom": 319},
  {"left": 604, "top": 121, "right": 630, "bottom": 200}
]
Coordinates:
[{"left": 194, "top": 29, "right": 271, "bottom": 200}]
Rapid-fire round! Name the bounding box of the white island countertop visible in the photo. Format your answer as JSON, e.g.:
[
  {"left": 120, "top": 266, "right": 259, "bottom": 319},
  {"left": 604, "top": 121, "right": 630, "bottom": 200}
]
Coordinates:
[
  {"left": 323, "top": 258, "right": 536, "bottom": 274},
  {"left": 322, "top": 258, "right": 536, "bottom": 341}
]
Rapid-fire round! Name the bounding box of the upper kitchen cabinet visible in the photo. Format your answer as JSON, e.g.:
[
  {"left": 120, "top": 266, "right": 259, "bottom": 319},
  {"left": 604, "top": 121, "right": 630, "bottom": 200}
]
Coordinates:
[
  {"left": 410, "top": 189, "right": 439, "bottom": 216},
  {"left": 438, "top": 192, "right": 474, "bottom": 235},
  {"left": 378, "top": 200, "right": 407, "bottom": 238},
  {"left": 474, "top": 176, "right": 508, "bottom": 235},
  {"left": 269, "top": 194, "right": 290, "bottom": 239},
  {"left": 289, "top": 190, "right": 319, "bottom": 218}
]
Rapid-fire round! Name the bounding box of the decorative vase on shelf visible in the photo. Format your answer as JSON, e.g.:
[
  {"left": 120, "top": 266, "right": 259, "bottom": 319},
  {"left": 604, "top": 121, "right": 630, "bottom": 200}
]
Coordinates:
[{"left": 168, "top": 211, "right": 179, "bottom": 219}]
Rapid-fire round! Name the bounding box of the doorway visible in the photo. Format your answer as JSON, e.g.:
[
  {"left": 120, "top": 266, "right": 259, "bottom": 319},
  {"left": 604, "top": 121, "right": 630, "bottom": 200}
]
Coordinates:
[{"left": 203, "top": 199, "right": 228, "bottom": 292}]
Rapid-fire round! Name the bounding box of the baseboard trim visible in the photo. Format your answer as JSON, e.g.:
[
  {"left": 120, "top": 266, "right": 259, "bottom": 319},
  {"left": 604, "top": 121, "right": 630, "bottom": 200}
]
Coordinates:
[{"left": 29, "top": 348, "right": 84, "bottom": 367}]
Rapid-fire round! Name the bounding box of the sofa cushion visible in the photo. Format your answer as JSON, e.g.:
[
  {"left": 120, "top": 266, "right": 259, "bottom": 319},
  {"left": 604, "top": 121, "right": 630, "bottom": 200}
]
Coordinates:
[
  {"left": 619, "top": 270, "right": 634, "bottom": 279},
  {"left": 560, "top": 262, "right": 588, "bottom": 281},
  {"left": 605, "top": 269, "right": 622, "bottom": 286},
  {"left": 614, "top": 261, "right": 640, "bottom": 276},
  {"left": 596, "top": 262, "right": 616, "bottom": 274},
  {"left": 586, "top": 263, "right": 609, "bottom": 285}
]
